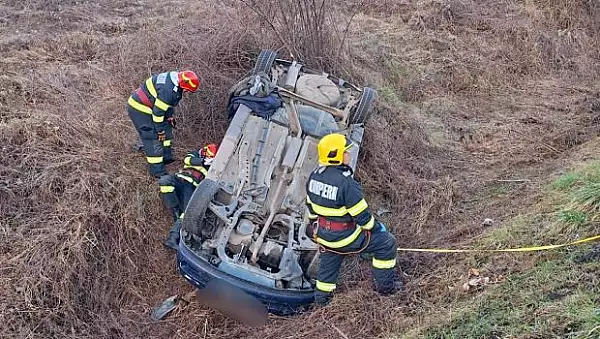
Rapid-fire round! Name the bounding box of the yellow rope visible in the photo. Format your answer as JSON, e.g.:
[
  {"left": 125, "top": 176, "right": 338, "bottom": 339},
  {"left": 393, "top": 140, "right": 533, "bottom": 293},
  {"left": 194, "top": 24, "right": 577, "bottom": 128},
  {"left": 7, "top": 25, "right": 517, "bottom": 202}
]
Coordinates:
[{"left": 397, "top": 234, "right": 600, "bottom": 253}]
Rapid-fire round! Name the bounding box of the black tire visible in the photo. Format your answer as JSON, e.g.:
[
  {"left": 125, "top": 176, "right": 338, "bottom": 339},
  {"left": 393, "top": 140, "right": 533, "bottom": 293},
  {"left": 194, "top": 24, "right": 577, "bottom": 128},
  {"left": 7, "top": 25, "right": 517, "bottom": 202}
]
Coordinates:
[
  {"left": 181, "top": 178, "right": 221, "bottom": 236},
  {"left": 349, "top": 87, "right": 377, "bottom": 125},
  {"left": 253, "top": 49, "right": 278, "bottom": 75}
]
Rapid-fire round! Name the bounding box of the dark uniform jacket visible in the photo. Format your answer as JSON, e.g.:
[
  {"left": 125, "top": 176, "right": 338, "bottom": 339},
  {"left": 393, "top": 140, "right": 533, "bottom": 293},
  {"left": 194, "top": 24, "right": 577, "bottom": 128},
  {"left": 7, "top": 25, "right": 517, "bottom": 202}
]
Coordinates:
[
  {"left": 305, "top": 165, "right": 376, "bottom": 249},
  {"left": 128, "top": 71, "right": 183, "bottom": 132},
  {"left": 175, "top": 150, "right": 209, "bottom": 186}
]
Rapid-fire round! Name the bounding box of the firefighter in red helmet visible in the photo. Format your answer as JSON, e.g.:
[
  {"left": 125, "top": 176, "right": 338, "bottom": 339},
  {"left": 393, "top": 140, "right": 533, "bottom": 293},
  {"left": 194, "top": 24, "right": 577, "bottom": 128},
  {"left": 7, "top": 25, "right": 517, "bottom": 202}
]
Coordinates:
[
  {"left": 126, "top": 70, "right": 200, "bottom": 177},
  {"left": 159, "top": 143, "right": 219, "bottom": 250}
]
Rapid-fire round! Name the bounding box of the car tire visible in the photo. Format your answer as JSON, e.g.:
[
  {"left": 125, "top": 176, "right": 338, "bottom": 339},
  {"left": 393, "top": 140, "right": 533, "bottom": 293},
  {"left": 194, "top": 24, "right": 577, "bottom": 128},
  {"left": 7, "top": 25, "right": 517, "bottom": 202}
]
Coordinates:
[
  {"left": 181, "top": 178, "right": 220, "bottom": 236},
  {"left": 253, "top": 49, "right": 278, "bottom": 75},
  {"left": 349, "top": 87, "right": 377, "bottom": 125}
]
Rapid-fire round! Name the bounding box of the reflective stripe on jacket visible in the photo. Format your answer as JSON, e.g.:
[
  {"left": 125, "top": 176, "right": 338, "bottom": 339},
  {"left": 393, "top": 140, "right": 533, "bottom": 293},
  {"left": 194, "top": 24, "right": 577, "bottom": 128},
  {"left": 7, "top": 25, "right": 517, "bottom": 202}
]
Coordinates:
[
  {"left": 128, "top": 72, "right": 183, "bottom": 129},
  {"left": 305, "top": 165, "right": 375, "bottom": 248}
]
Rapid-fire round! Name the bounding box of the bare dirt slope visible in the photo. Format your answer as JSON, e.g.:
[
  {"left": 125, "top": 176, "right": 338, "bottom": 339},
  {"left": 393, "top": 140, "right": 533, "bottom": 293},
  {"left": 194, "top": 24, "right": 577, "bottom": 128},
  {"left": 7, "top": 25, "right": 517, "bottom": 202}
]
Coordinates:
[{"left": 1, "top": 0, "right": 598, "bottom": 338}]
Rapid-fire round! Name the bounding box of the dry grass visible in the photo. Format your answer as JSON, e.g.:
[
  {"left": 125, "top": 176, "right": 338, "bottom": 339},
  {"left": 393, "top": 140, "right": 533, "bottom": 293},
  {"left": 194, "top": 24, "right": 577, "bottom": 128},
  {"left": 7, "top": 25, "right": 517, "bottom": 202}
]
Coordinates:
[
  {"left": 242, "top": 0, "right": 363, "bottom": 71},
  {"left": 1, "top": 0, "right": 599, "bottom": 338}
]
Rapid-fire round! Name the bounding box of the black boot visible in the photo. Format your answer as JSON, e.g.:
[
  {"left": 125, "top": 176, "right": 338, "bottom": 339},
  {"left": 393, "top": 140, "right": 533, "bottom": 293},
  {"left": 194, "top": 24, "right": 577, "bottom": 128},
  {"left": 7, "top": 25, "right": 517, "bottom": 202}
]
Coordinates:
[
  {"left": 376, "top": 280, "right": 403, "bottom": 296},
  {"left": 162, "top": 219, "right": 182, "bottom": 251},
  {"left": 171, "top": 208, "right": 181, "bottom": 222}
]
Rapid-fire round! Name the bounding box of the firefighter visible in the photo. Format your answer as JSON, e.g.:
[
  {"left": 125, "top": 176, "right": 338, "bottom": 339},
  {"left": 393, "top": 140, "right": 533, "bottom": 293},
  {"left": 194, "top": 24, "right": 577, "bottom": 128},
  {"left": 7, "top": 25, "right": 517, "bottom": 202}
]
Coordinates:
[
  {"left": 159, "top": 143, "right": 218, "bottom": 250},
  {"left": 305, "top": 133, "right": 402, "bottom": 304},
  {"left": 127, "top": 70, "right": 200, "bottom": 177}
]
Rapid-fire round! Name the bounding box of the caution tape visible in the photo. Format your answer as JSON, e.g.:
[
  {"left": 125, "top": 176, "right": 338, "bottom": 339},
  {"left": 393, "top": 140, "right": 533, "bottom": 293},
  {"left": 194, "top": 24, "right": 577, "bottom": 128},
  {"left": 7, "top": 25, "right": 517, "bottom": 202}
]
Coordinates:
[{"left": 397, "top": 234, "right": 600, "bottom": 253}]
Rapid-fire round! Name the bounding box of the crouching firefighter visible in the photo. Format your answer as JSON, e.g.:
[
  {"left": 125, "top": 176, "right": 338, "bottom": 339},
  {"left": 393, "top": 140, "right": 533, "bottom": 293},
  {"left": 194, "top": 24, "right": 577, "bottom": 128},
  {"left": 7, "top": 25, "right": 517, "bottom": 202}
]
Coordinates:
[
  {"left": 158, "top": 143, "right": 218, "bottom": 250},
  {"left": 305, "top": 133, "right": 402, "bottom": 304},
  {"left": 127, "top": 70, "right": 200, "bottom": 177}
]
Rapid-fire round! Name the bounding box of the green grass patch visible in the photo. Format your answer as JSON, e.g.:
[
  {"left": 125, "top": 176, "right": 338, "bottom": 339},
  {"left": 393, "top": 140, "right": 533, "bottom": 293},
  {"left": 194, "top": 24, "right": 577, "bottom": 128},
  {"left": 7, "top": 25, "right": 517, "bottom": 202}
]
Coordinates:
[
  {"left": 558, "top": 210, "right": 588, "bottom": 226},
  {"left": 410, "top": 160, "right": 600, "bottom": 339},
  {"left": 379, "top": 86, "right": 400, "bottom": 103},
  {"left": 423, "top": 254, "right": 600, "bottom": 339},
  {"left": 552, "top": 172, "right": 584, "bottom": 190}
]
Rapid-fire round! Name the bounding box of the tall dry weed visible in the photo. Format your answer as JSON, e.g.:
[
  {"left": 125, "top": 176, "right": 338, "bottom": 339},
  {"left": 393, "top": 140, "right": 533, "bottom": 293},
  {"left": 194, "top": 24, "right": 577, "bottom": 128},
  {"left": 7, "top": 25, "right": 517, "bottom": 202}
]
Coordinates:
[{"left": 242, "top": 0, "right": 363, "bottom": 72}]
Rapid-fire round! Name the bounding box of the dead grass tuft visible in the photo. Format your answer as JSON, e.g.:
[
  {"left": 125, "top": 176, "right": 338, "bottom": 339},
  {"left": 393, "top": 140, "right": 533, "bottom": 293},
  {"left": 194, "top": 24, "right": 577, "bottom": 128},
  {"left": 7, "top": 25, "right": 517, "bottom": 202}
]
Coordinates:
[{"left": 1, "top": 0, "right": 600, "bottom": 338}]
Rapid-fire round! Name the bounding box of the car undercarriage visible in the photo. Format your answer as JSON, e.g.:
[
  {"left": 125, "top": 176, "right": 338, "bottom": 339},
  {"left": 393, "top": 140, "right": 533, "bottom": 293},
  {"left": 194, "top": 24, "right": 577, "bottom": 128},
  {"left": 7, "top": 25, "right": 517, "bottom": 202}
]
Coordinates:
[{"left": 177, "top": 49, "right": 377, "bottom": 314}]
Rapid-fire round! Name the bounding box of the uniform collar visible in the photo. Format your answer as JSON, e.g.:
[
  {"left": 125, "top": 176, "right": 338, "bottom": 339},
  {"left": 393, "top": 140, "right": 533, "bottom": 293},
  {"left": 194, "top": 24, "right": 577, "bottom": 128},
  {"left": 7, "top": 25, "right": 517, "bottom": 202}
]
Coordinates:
[{"left": 326, "top": 164, "right": 353, "bottom": 175}]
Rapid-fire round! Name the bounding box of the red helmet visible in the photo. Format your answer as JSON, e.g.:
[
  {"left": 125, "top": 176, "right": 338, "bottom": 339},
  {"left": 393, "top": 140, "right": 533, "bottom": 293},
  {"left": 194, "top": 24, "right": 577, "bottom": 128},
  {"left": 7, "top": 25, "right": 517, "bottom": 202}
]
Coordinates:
[
  {"left": 178, "top": 70, "right": 199, "bottom": 92},
  {"left": 201, "top": 143, "right": 218, "bottom": 158}
]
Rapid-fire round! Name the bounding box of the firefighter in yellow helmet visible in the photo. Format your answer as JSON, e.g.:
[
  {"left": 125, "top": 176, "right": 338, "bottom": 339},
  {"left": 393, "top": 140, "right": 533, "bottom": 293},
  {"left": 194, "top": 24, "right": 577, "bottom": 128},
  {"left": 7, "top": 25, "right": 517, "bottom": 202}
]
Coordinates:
[{"left": 305, "top": 133, "right": 402, "bottom": 304}]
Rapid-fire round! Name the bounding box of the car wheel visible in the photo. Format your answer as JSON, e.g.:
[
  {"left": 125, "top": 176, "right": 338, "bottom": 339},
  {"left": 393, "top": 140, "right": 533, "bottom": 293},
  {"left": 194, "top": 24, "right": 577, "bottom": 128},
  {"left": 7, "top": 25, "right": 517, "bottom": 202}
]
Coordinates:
[
  {"left": 181, "top": 178, "right": 220, "bottom": 236},
  {"left": 349, "top": 87, "right": 377, "bottom": 125},
  {"left": 253, "top": 49, "right": 278, "bottom": 75}
]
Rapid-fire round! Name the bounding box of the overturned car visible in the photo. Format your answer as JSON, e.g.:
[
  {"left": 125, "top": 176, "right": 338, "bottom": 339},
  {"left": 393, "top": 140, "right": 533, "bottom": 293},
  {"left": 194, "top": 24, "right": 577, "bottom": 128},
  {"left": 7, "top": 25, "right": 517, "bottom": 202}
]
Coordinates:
[{"left": 176, "top": 49, "right": 378, "bottom": 315}]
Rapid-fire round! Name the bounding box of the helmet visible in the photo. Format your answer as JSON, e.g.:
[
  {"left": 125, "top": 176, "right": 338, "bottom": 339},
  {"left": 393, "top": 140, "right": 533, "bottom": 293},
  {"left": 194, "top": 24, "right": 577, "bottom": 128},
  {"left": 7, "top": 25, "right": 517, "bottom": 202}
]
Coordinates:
[
  {"left": 178, "top": 70, "right": 199, "bottom": 92},
  {"left": 317, "top": 133, "right": 354, "bottom": 166},
  {"left": 201, "top": 143, "right": 218, "bottom": 158}
]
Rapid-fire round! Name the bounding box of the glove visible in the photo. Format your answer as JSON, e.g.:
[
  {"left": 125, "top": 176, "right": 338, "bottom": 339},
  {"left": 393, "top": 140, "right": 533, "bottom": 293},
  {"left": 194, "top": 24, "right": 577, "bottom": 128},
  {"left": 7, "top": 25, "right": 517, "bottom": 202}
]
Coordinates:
[
  {"left": 203, "top": 157, "right": 214, "bottom": 166},
  {"left": 305, "top": 220, "right": 318, "bottom": 240},
  {"left": 157, "top": 131, "right": 166, "bottom": 142},
  {"left": 167, "top": 117, "right": 177, "bottom": 128}
]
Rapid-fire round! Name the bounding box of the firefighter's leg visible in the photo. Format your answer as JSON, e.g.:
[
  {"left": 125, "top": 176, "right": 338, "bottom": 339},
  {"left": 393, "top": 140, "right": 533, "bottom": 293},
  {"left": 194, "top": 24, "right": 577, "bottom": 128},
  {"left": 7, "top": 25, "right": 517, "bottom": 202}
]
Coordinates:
[
  {"left": 162, "top": 124, "right": 174, "bottom": 164},
  {"left": 314, "top": 251, "right": 344, "bottom": 304},
  {"left": 158, "top": 174, "right": 180, "bottom": 218},
  {"left": 363, "top": 230, "right": 400, "bottom": 295},
  {"left": 179, "top": 180, "right": 197, "bottom": 210},
  {"left": 163, "top": 215, "right": 182, "bottom": 251},
  {"left": 163, "top": 180, "right": 196, "bottom": 250},
  {"left": 127, "top": 107, "right": 166, "bottom": 177},
  {"left": 144, "top": 139, "right": 166, "bottom": 177}
]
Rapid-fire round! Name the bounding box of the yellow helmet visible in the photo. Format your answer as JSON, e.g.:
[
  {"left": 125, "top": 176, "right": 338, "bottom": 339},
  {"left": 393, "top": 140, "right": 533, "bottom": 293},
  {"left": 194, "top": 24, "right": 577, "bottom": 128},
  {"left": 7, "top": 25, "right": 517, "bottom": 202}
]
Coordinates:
[{"left": 317, "top": 133, "right": 355, "bottom": 166}]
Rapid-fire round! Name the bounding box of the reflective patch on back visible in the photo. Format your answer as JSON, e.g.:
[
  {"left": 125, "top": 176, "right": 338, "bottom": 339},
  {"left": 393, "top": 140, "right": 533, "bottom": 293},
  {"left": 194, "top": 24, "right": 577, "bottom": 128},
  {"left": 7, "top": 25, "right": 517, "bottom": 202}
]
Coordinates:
[
  {"left": 169, "top": 72, "right": 179, "bottom": 86},
  {"left": 342, "top": 170, "right": 351, "bottom": 177},
  {"left": 308, "top": 179, "right": 339, "bottom": 201},
  {"left": 156, "top": 72, "right": 168, "bottom": 84}
]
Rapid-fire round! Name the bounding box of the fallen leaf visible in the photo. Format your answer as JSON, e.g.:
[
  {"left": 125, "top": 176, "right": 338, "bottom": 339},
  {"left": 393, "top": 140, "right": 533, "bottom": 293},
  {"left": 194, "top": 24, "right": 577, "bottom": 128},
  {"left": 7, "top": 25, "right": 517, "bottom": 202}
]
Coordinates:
[
  {"left": 468, "top": 268, "right": 480, "bottom": 277},
  {"left": 468, "top": 278, "right": 481, "bottom": 286}
]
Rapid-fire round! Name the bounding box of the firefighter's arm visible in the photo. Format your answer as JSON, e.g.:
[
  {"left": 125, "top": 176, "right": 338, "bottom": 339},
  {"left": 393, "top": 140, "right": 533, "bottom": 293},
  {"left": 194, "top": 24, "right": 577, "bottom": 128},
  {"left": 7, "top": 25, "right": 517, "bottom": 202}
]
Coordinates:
[
  {"left": 344, "top": 180, "right": 375, "bottom": 231},
  {"left": 183, "top": 151, "right": 204, "bottom": 167},
  {"left": 152, "top": 85, "right": 175, "bottom": 132},
  {"left": 304, "top": 195, "right": 318, "bottom": 240}
]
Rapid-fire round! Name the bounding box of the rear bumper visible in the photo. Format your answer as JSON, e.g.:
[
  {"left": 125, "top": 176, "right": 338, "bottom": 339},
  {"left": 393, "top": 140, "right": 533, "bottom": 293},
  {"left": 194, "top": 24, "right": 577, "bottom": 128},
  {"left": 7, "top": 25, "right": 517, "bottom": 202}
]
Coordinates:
[{"left": 176, "top": 240, "right": 315, "bottom": 316}]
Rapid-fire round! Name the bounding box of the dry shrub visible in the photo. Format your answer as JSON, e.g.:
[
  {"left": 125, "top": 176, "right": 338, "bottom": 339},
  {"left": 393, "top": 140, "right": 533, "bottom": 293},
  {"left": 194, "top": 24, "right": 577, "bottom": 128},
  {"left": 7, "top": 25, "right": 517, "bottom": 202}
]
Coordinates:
[
  {"left": 358, "top": 0, "right": 412, "bottom": 17},
  {"left": 3, "top": 0, "right": 600, "bottom": 338},
  {"left": 37, "top": 33, "right": 103, "bottom": 62},
  {"left": 0, "top": 3, "right": 277, "bottom": 338},
  {"left": 241, "top": 0, "right": 363, "bottom": 72},
  {"left": 355, "top": 100, "right": 456, "bottom": 247}
]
